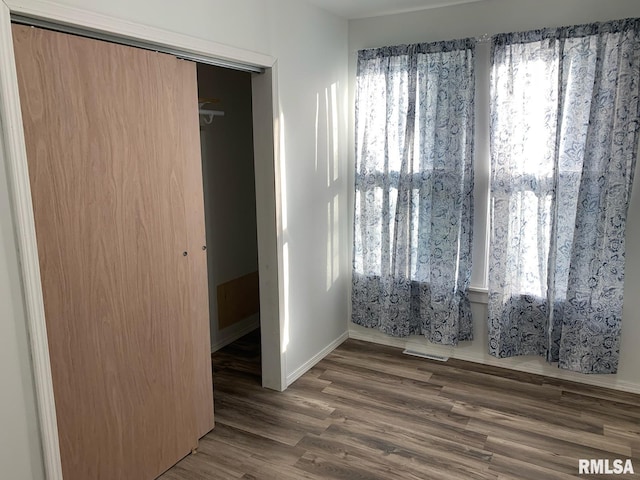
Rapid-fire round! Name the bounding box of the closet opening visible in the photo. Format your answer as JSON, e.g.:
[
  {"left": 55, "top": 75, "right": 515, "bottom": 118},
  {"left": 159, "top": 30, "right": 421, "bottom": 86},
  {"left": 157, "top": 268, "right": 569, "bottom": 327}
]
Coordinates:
[
  {"left": 196, "top": 63, "right": 262, "bottom": 384},
  {"left": 4, "top": 8, "right": 284, "bottom": 477}
]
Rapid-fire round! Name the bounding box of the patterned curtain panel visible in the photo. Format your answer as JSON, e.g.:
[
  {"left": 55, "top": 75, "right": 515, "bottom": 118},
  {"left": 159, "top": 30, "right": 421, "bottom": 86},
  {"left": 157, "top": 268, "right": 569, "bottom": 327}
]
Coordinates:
[
  {"left": 352, "top": 40, "right": 475, "bottom": 345},
  {"left": 489, "top": 19, "right": 640, "bottom": 373}
]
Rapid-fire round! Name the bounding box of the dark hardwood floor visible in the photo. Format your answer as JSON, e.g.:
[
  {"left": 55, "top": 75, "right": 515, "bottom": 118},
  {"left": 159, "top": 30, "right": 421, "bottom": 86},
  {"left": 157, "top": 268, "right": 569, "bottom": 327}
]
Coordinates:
[{"left": 159, "top": 330, "right": 640, "bottom": 479}]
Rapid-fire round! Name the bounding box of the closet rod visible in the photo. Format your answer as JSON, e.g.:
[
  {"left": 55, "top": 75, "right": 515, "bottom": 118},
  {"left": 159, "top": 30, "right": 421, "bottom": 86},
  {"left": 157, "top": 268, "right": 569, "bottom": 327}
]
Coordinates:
[
  {"left": 199, "top": 109, "right": 224, "bottom": 117},
  {"left": 11, "top": 14, "right": 265, "bottom": 74}
]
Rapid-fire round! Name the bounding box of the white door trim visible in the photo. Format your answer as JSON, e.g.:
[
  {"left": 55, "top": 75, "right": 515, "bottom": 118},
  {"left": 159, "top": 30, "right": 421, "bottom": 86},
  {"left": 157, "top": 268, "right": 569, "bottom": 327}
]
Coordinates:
[
  {"left": 5, "top": 0, "right": 273, "bottom": 68},
  {"left": 0, "top": 2, "right": 62, "bottom": 479},
  {"left": 0, "top": 1, "right": 285, "bottom": 479}
]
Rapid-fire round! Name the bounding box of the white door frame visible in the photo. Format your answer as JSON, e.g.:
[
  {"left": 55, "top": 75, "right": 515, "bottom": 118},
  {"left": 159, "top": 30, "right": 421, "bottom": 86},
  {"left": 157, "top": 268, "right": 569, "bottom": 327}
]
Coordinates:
[{"left": 0, "top": 1, "right": 287, "bottom": 479}]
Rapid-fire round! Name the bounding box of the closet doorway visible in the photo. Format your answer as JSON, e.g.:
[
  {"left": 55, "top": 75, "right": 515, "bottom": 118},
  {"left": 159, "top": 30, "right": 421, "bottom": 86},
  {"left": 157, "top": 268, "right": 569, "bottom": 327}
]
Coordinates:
[
  {"left": 2, "top": 8, "right": 284, "bottom": 479},
  {"left": 197, "top": 64, "right": 262, "bottom": 371}
]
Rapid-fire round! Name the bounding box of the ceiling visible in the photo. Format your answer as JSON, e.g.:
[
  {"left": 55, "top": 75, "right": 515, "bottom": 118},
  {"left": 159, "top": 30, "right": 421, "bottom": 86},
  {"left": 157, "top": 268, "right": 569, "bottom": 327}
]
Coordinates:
[{"left": 304, "top": 0, "right": 486, "bottom": 20}]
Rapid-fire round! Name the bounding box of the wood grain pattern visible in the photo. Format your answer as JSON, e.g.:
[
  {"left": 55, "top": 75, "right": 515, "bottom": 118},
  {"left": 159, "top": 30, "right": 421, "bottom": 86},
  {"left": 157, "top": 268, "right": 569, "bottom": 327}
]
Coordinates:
[
  {"left": 180, "top": 56, "right": 215, "bottom": 440},
  {"left": 13, "top": 24, "right": 212, "bottom": 480},
  {"left": 160, "top": 331, "right": 640, "bottom": 479},
  {"left": 217, "top": 270, "right": 260, "bottom": 329}
]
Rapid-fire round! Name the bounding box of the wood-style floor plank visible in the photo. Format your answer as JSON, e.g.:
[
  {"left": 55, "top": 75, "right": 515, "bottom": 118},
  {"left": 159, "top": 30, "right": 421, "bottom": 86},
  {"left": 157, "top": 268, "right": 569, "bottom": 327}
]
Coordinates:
[{"left": 159, "top": 331, "right": 640, "bottom": 479}]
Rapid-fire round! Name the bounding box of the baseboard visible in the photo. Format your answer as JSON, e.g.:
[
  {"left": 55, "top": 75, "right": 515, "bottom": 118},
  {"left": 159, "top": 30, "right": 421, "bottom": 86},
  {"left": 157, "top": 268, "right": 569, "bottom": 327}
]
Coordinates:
[
  {"left": 211, "top": 316, "right": 260, "bottom": 353},
  {"left": 349, "top": 327, "right": 640, "bottom": 395},
  {"left": 349, "top": 327, "right": 456, "bottom": 358},
  {"left": 286, "top": 331, "right": 350, "bottom": 387}
]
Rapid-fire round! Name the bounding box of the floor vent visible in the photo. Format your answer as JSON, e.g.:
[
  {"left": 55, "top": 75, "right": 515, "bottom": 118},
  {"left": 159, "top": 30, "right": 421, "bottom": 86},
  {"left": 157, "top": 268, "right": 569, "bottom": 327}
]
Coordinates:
[{"left": 402, "top": 350, "right": 449, "bottom": 362}]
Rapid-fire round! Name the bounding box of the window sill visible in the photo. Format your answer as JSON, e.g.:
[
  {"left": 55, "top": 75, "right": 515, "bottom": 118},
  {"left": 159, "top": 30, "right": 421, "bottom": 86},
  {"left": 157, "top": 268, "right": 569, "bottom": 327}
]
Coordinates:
[{"left": 469, "top": 286, "right": 488, "bottom": 305}]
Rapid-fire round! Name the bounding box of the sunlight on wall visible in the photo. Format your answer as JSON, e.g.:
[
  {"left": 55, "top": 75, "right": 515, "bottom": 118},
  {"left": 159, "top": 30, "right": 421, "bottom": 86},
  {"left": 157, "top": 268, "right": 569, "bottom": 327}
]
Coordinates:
[
  {"left": 276, "top": 108, "right": 290, "bottom": 354},
  {"left": 315, "top": 92, "right": 320, "bottom": 172},
  {"left": 326, "top": 202, "right": 332, "bottom": 290},
  {"left": 325, "top": 87, "right": 331, "bottom": 188},
  {"left": 333, "top": 193, "right": 340, "bottom": 284},
  {"left": 331, "top": 83, "right": 339, "bottom": 183},
  {"left": 325, "top": 82, "right": 342, "bottom": 291},
  {"left": 280, "top": 110, "right": 289, "bottom": 234},
  {"left": 282, "top": 242, "right": 290, "bottom": 354}
]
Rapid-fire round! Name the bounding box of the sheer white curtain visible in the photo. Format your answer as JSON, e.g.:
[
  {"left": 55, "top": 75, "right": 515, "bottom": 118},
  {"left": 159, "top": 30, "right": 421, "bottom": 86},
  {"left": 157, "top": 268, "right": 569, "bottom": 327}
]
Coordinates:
[
  {"left": 352, "top": 40, "right": 475, "bottom": 345},
  {"left": 489, "top": 19, "right": 640, "bottom": 373}
]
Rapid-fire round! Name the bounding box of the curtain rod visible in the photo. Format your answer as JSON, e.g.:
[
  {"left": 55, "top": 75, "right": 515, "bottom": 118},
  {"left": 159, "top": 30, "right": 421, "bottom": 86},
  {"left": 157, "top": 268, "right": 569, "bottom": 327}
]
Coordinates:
[{"left": 351, "top": 34, "right": 493, "bottom": 54}]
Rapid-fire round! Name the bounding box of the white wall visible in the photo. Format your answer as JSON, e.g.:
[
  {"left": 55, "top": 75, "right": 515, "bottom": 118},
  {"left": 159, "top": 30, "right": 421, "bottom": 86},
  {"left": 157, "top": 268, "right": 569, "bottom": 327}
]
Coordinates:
[
  {"left": 348, "top": 0, "right": 640, "bottom": 393},
  {"left": 264, "top": 2, "right": 350, "bottom": 380},
  {"left": 1, "top": 0, "right": 349, "bottom": 477},
  {"left": 197, "top": 65, "right": 260, "bottom": 351},
  {"left": 0, "top": 146, "right": 45, "bottom": 478}
]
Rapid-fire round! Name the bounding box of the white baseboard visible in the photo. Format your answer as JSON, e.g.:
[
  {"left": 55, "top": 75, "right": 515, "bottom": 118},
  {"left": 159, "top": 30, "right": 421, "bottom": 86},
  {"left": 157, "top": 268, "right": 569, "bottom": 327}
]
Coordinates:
[
  {"left": 286, "top": 331, "right": 349, "bottom": 387},
  {"left": 211, "top": 316, "right": 260, "bottom": 353},
  {"left": 349, "top": 327, "right": 457, "bottom": 358},
  {"left": 349, "top": 327, "right": 640, "bottom": 395}
]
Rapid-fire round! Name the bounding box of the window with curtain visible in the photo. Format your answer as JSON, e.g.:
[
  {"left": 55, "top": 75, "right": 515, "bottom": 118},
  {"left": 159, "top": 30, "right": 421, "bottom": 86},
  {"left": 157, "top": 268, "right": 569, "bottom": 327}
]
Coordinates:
[
  {"left": 352, "top": 40, "right": 475, "bottom": 345},
  {"left": 488, "top": 19, "right": 640, "bottom": 373}
]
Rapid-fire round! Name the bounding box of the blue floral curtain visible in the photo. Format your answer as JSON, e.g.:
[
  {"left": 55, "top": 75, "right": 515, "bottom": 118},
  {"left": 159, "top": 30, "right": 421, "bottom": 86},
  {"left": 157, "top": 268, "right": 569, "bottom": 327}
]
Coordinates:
[
  {"left": 352, "top": 40, "right": 475, "bottom": 345},
  {"left": 489, "top": 19, "right": 640, "bottom": 373}
]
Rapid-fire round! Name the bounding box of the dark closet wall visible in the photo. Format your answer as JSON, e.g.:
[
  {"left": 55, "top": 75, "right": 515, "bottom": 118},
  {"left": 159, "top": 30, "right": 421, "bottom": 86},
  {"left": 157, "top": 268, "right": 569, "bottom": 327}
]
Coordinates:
[{"left": 197, "top": 65, "right": 259, "bottom": 351}]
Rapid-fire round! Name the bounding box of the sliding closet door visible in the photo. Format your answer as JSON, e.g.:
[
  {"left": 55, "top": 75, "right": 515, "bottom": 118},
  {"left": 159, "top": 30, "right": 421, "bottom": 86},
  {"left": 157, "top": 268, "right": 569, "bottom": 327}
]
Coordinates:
[
  {"left": 184, "top": 79, "right": 216, "bottom": 441},
  {"left": 12, "top": 25, "right": 213, "bottom": 480}
]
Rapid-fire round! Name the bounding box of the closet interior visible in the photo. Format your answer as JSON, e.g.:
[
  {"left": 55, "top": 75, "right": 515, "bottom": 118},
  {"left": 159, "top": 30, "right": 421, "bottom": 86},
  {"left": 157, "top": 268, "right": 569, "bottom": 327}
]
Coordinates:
[{"left": 197, "top": 64, "right": 261, "bottom": 360}]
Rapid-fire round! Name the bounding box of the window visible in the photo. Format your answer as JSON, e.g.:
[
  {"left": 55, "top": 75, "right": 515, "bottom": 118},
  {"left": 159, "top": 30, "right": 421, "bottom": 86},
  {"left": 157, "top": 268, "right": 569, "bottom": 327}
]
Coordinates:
[
  {"left": 351, "top": 19, "right": 640, "bottom": 373},
  {"left": 488, "top": 20, "right": 640, "bottom": 373},
  {"left": 352, "top": 40, "right": 475, "bottom": 345}
]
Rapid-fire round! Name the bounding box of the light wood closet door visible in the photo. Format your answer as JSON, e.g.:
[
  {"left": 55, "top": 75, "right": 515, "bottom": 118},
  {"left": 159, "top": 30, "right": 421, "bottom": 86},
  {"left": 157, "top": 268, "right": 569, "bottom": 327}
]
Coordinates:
[{"left": 12, "top": 25, "right": 213, "bottom": 480}]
